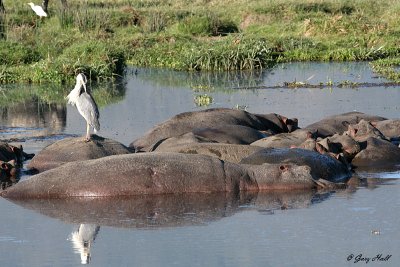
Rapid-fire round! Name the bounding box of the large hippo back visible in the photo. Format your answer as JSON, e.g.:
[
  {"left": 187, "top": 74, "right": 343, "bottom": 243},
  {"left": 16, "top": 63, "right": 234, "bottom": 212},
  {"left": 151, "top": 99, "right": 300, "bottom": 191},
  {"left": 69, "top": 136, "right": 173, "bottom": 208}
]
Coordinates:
[
  {"left": 130, "top": 108, "right": 294, "bottom": 152},
  {"left": 1, "top": 153, "right": 253, "bottom": 198}
]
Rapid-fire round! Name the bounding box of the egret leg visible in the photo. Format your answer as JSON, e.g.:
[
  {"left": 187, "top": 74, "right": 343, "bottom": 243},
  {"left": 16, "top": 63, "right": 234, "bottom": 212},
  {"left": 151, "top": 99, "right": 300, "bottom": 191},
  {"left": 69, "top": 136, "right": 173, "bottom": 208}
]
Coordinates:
[{"left": 85, "top": 123, "right": 90, "bottom": 142}]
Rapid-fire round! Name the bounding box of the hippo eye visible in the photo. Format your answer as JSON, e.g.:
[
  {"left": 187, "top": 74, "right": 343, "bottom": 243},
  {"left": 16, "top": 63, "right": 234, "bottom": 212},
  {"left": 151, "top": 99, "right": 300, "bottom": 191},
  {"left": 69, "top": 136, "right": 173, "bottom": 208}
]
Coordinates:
[{"left": 279, "top": 165, "right": 287, "bottom": 171}]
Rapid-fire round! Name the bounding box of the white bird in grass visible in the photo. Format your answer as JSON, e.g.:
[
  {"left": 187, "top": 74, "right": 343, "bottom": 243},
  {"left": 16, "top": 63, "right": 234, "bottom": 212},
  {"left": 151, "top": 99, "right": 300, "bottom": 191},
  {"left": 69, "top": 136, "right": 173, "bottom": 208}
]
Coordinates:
[
  {"left": 67, "top": 73, "right": 100, "bottom": 142},
  {"left": 27, "top": 2, "right": 48, "bottom": 18}
]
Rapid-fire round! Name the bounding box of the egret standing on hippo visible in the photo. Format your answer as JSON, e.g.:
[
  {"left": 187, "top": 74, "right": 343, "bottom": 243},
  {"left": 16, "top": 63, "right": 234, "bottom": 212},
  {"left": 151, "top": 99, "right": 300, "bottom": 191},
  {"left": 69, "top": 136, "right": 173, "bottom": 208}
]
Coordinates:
[{"left": 67, "top": 73, "right": 100, "bottom": 142}]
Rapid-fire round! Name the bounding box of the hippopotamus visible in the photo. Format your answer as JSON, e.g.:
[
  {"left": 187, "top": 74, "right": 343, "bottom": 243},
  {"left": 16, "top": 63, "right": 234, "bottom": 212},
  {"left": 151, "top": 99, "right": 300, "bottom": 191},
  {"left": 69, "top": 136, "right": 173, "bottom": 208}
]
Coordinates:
[
  {"left": 130, "top": 108, "right": 298, "bottom": 152},
  {"left": 151, "top": 132, "right": 214, "bottom": 150},
  {"left": 28, "top": 135, "right": 132, "bottom": 173},
  {"left": 304, "top": 112, "right": 387, "bottom": 138},
  {"left": 0, "top": 160, "right": 18, "bottom": 189},
  {"left": 152, "top": 125, "right": 267, "bottom": 151},
  {"left": 0, "top": 152, "right": 345, "bottom": 199},
  {"left": 371, "top": 119, "right": 400, "bottom": 140},
  {"left": 251, "top": 129, "right": 315, "bottom": 148},
  {"left": 0, "top": 142, "right": 34, "bottom": 189},
  {"left": 155, "top": 142, "right": 264, "bottom": 163},
  {"left": 351, "top": 137, "right": 400, "bottom": 169},
  {"left": 240, "top": 148, "right": 352, "bottom": 184},
  {"left": 317, "top": 133, "right": 361, "bottom": 162},
  {"left": 346, "top": 119, "right": 387, "bottom": 142},
  {"left": 0, "top": 142, "right": 34, "bottom": 166},
  {"left": 191, "top": 125, "right": 267, "bottom": 144}
]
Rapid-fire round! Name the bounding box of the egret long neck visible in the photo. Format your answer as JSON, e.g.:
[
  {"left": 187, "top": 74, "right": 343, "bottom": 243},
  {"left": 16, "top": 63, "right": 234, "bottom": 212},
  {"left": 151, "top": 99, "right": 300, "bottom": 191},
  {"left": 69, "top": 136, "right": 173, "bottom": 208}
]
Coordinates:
[{"left": 67, "top": 83, "right": 83, "bottom": 105}]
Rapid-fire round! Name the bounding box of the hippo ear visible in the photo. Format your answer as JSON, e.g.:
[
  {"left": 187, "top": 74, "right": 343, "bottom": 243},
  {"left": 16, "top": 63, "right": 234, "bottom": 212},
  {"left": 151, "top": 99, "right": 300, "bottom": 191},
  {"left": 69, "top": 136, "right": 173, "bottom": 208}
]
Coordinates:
[
  {"left": 316, "top": 143, "right": 327, "bottom": 154},
  {"left": 11, "top": 145, "right": 21, "bottom": 155}
]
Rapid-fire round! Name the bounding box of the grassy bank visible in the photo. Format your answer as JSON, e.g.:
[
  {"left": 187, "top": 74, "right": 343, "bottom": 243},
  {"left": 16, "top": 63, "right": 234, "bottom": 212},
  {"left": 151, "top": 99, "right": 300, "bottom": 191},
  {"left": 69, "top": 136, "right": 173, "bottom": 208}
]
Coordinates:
[{"left": 1, "top": 0, "right": 400, "bottom": 84}]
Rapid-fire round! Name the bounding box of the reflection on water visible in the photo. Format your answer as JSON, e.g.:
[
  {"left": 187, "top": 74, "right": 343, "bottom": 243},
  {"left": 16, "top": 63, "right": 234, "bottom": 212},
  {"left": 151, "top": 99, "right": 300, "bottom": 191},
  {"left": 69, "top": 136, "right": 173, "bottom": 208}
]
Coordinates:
[
  {"left": 0, "top": 62, "right": 400, "bottom": 267},
  {"left": 135, "top": 61, "right": 389, "bottom": 91},
  {"left": 8, "top": 191, "right": 333, "bottom": 228},
  {"left": 136, "top": 67, "right": 265, "bottom": 92},
  {"left": 0, "top": 97, "right": 68, "bottom": 151},
  {"left": 7, "top": 190, "right": 339, "bottom": 265},
  {"left": 4, "top": 179, "right": 394, "bottom": 266},
  {"left": 70, "top": 224, "right": 100, "bottom": 265}
]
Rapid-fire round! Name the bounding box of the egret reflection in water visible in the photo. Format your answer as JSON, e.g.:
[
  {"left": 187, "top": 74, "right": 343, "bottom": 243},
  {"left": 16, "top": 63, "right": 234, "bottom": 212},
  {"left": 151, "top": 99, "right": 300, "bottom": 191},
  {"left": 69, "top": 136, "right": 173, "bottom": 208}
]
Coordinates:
[{"left": 70, "top": 224, "right": 100, "bottom": 265}]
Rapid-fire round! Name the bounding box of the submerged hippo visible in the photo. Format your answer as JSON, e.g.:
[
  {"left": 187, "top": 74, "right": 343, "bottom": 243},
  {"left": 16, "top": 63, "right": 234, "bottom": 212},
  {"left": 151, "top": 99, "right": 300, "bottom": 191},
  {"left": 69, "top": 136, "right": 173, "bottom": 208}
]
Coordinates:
[
  {"left": 351, "top": 137, "right": 400, "bottom": 168},
  {"left": 371, "top": 119, "right": 400, "bottom": 140},
  {"left": 28, "top": 135, "right": 132, "bottom": 172},
  {"left": 304, "top": 112, "right": 387, "bottom": 138},
  {"left": 155, "top": 142, "right": 264, "bottom": 163},
  {"left": 251, "top": 129, "right": 315, "bottom": 148},
  {"left": 191, "top": 125, "right": 267, "bottom": 145},
  {"left": 130, "top": 108, "right": 298, "bottom": 152},
  {"left": 346, "top": 119, "right": 387, "bottom": 142},
  {"left": 0, "top": 142, "right": 34, "bottom": 166},
  {"left": 1, "top": 152, "right": 344, "bottom": 199},
  {"left": 240, "top": 148, "right": 352, "bottom": 184}
]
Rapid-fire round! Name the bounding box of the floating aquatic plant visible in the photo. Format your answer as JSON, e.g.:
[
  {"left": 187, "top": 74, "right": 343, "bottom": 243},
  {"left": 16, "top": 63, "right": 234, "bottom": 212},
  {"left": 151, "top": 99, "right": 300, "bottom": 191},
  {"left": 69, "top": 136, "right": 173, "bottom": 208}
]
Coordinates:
[{"left": 194, "top": 94, "right": 213, "bottom": 107}]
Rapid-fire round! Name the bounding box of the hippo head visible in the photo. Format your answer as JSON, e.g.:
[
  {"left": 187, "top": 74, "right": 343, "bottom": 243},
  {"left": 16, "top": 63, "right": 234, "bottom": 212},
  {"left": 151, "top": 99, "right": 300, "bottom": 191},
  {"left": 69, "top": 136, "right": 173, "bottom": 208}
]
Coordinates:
[{"left": 245, "top": 163, "right": 315, "bottom": 190}]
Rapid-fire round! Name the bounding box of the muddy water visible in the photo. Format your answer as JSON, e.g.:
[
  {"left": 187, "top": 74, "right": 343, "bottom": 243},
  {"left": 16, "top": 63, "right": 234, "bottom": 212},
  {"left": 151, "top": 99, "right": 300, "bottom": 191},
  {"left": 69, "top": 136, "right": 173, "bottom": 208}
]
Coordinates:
[{"left": 0, "top": 62, "right": 399, "bottom": 267}]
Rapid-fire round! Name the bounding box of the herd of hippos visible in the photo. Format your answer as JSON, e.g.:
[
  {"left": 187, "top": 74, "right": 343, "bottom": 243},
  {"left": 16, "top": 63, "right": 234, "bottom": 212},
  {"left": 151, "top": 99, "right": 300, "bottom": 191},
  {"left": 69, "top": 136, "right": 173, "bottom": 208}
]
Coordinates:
[{"left": 1, "top": 108, "right": 400, "bottom": 199}]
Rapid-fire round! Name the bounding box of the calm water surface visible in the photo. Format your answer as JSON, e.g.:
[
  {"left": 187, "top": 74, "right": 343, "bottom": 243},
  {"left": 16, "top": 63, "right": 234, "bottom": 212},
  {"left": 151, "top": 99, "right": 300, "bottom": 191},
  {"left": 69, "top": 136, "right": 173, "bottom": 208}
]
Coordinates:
[{"left": 0, "top": 62, "right": 399, "bottom": 267}]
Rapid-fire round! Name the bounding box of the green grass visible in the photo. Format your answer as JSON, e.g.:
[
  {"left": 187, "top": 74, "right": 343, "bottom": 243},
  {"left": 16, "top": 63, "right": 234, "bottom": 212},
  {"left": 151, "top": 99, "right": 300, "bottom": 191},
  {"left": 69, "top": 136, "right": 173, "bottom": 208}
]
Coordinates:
[{"left": 1, "top": 0, "right": 400, "bottom": 84}]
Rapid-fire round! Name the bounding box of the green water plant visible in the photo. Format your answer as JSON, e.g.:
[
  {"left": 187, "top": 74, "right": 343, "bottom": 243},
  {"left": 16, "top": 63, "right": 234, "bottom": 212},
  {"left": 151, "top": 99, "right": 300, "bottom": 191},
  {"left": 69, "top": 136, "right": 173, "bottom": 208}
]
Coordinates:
[
  {"left": 370, "top": 58, "right": 400, "bottom": 82},
  {"left": 194, "top": 94, "right": 213, "bottom": 107}
]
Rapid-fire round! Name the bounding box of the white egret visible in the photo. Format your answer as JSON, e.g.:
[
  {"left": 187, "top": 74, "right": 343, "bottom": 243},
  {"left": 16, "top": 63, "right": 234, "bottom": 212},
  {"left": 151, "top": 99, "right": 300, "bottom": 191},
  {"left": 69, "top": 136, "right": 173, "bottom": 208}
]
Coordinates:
[
  {"left": 66, "top": 73, "right": 100, "bottom": 142},
  {"left": 27, "top": 2, "right": 48, "bottom": 18}
]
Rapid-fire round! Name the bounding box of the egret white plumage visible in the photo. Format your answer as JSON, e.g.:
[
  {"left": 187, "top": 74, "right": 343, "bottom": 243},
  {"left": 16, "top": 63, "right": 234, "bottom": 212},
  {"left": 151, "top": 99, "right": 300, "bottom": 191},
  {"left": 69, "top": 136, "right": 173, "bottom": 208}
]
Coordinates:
[
  {"left": 67, "top": 73, "right": 100, "bottom": 142},
  {"left": 27, "top": 2, "right": 47, "bottom": 18},
  {"left": 70, "top": 224, "right": 100, "bottom": 265}
]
